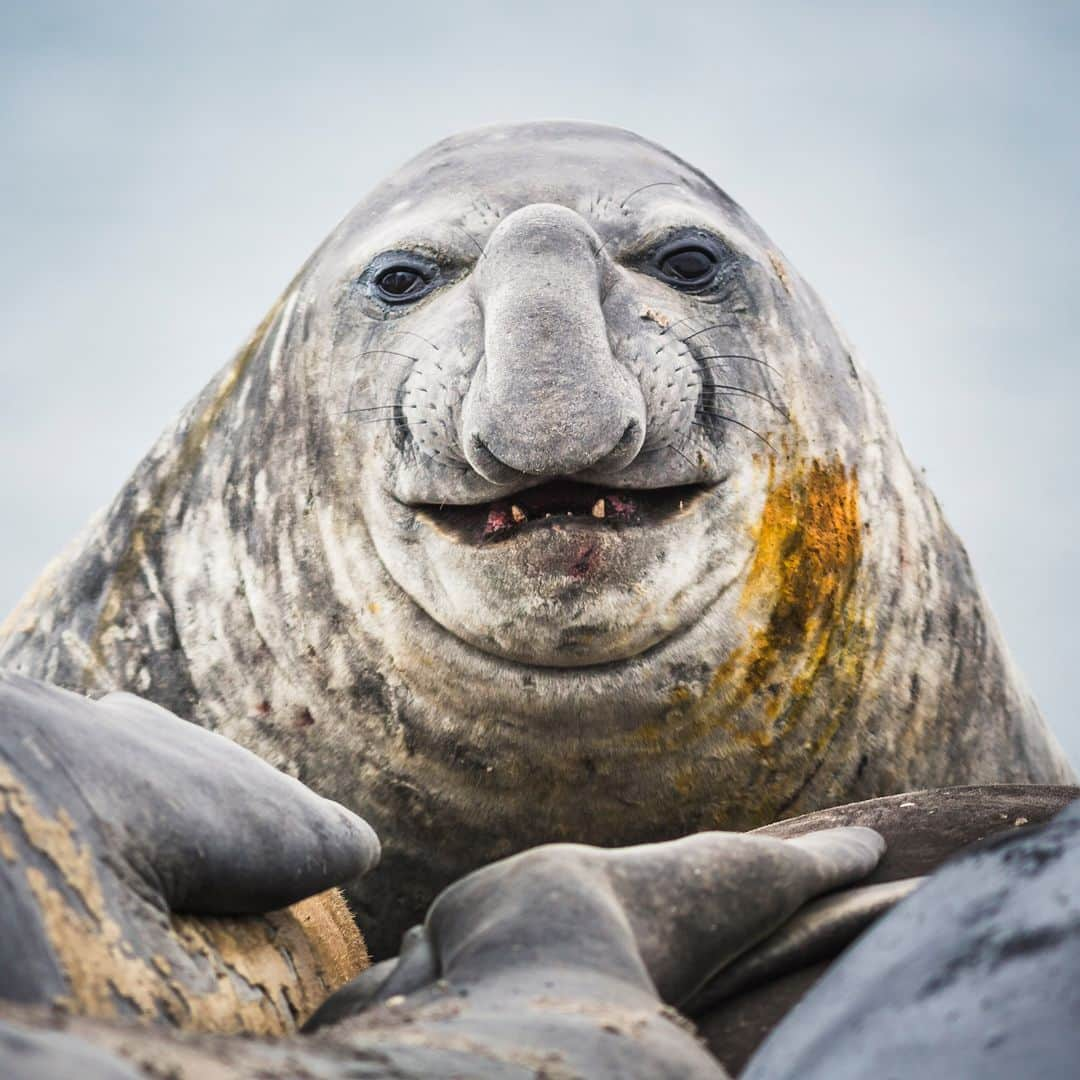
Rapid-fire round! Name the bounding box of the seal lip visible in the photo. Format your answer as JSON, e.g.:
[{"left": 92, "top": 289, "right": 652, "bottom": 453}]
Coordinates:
[{"left": 410, "top": 478, "right": 710, "bottom": 545}]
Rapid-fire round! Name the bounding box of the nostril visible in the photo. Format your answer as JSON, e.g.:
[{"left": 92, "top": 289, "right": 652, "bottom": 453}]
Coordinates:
[
  {"left": 468, "top": 434, "right": 526, "bottom": 485},
  {"left": 595, "top": 416, "right": 646, "bottom": 473},
  {"left": 614, "top": 419, "right": 641, "bottom": 456}
]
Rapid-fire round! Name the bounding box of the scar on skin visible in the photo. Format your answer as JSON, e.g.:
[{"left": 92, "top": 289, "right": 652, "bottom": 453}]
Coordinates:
[{"left": 569, "top": 542, "right": 599, "bottom": 579}]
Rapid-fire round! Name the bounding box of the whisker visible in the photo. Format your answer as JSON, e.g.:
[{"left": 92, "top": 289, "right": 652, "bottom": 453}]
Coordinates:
[
  {"left": 342, "top": 403, "right": 413, "bottom": 415},
  {"left": 665, "top": 441, "right": 697, "bottom": 468},
  {"left": 680, "top": 324, "right": 741, "bottom": 343},
  {"left": 343, "top": 408, "right": 397, "bottom": 420},
  {"left": 356, "top": 350, "right": 422, "bottom": 364},
  {"left": 386, "top": 330, "right": 439, "bottom": 352},
  {"left": 345, "top": 415, "right": 414, "bottom": 425},
  {"left": 695, "top": 354, "right": 782, "bottom": 377},
  {"left": 697, "top": 403, "right": 786, "bottom": 431},
  {"left": 594, "top": 233, "right": 619, "bottom": 260},
  {"left": 620, "top": 181, "right": 682, "bottom": 208},
  {"left": 691, "top": 416, "right": 776, "bottom": 453},
  {"left": 660, "top": 313, "right": 710, "bottom": 336},
  {"left": 660, "top": 330, "right": 738, "bottom": 356},
  {"left": 453, "top": 224, "right": 486, "bottom": 259},
  {"left": 698, "top": 386, "right": 790, "bottom": 419},
  {"left": 660, "top": 325, "right": 740, "bottom": 353}
]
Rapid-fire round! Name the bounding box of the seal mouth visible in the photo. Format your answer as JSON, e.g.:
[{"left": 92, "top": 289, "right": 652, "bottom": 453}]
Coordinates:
[{"left": 415, "top": 479, "right": 708, "bottom": 545}]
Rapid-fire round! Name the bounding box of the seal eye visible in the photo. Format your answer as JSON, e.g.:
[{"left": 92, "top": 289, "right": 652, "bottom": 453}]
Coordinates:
[
  {"left": 657, "top": 245, "right": 717, "bottom": 288},
  {"left": 374, "top": 266, "right": 429, "bottom": 303}
]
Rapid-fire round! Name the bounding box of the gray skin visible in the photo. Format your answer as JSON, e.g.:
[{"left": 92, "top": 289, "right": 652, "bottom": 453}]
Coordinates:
[
  {"left": 2, "top": 686, "right": 1076, "bottom": 1080},
  {"left": 700, "top": 783, "right": 1080, "bottom": 1073},
  {"left": 1, "top": 674, "right": 1076, "bottom": 1077},
  {"left": 744, "top": 797, "right": 1080, "bottom": 1080},
  {"left": 0, "top": 122, "right": 1072, "bottom": 953},
  {"left": 1, "top": 815, "right": 881, "bottom": 1079}
]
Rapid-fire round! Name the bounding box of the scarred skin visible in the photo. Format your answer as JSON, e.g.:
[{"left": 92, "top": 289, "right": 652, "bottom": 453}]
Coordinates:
[{"left": 0, "top": 122, "right": 1072, "bottom": 952}]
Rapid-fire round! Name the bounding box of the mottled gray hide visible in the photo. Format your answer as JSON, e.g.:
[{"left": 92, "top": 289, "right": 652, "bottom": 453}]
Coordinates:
[
  {"left": 0, "top": 122, "right": 1072, "bottom": 953},
  {"left": 0, "top": 672, "right": 378, "bottom": 1032}
]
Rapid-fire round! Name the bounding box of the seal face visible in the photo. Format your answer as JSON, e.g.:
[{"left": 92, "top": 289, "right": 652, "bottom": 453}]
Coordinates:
[
  {"left": 323, "top": 145, "right": 775, "bottom": 673},
  {"left": 1, "top": 122, "right": 1073, "bottom": 952}
]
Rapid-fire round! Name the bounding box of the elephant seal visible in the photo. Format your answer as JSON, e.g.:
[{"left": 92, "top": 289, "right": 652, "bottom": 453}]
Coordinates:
[{"left": 0, "top": 121, "right": 1072, "bottom": 953}]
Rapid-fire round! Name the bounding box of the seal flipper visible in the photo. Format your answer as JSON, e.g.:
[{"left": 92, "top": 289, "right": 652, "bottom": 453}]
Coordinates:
[{"left": 93, "top": 688, "right": 380, "bottom": 914}]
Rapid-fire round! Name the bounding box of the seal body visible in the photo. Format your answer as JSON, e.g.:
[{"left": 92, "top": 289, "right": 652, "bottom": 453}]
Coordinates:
[
  {"left": 741, "top": 797, "right": 1080, "bottom": 1080},
  {"left": 0, "top": 122, "right": 1072, "bottom": 952},
  {"left": 0, "top": 672, "right": 374, "bottom": 1034},
  {"left": 697, "top": 784, "right": 1080, "bottom": 1073}
]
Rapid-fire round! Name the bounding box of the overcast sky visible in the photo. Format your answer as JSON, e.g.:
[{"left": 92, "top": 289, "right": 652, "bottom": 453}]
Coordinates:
[{"left": 2, "top": 2, "right": 1077, "bottom": 762}]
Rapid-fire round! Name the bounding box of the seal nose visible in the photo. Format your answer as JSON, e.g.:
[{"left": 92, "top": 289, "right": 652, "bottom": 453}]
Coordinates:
[{"left": 461, "top": 204, "right": 645, "bottom": 483}]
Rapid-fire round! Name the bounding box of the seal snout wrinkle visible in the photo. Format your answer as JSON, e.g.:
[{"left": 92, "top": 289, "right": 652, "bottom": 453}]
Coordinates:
[{"left": 462, "top": 203, "right": 646, "bottom": 480}]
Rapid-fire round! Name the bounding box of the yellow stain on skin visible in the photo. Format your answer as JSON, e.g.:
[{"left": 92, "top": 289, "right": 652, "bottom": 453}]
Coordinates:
[
  {"left": 768, "top": 251, "right": 793, "bottom": 295},
  {"left": 736, "top": 456, "right": 863, "bottom": 705},
  {"left": 632, "top": 454, "right": 871, "bottom": 826},
  {"left": 639, "top": 305, "right": 674, "bottom": 329}
]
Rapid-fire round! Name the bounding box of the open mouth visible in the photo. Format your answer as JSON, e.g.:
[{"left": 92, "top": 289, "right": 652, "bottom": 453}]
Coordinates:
[{"left": 416, "top": 479, "right": 706, "bottom": 545}]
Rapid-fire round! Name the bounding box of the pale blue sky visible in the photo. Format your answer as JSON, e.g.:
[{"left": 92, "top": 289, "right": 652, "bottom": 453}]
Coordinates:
[{"left": 2, "top": 2, "right": 1078, "bottom": 760}]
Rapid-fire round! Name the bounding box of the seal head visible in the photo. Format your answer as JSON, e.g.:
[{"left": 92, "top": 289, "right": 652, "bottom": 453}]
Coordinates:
[
  {"left": 323, "top": 131, "right": 769, "bottom": 672},
  {"left": 1, "top": 122, "right": 1072, "bottom": 952}
]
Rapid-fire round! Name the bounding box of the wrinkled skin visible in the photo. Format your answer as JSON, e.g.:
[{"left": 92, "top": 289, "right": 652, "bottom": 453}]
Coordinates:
[
  {"left": 0, "top": 122, "right": 1072, "bottom": 952},
  {"left": 0, "top": 674, "right": 885, "bottom": 1078},
  {"left": 6, "top": 806, "right": 1078, "bottom": 1079},
  {"left": 0, "top": 672, "right": 887, "bottom": 1077}
]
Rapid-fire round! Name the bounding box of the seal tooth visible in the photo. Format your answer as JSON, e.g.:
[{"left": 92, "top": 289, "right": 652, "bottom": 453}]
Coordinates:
[
  {"left": 592, "top": 499, "right": 606, "bottom": 519},
  {"left": 511, "top": 504, "right": 526, "bottom": 524}
]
